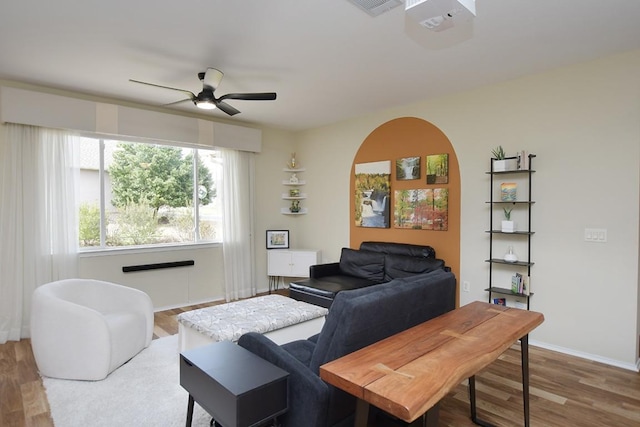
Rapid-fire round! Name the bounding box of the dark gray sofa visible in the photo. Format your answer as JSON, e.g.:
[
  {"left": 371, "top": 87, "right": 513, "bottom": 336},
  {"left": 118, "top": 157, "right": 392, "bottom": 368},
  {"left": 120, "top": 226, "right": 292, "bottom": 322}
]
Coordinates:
[
  {"left": 238, "top": 268, "right": 456, "bottom": 427},
  {"left": 289, "top": 241, "right": 447, "bottom": 308}
]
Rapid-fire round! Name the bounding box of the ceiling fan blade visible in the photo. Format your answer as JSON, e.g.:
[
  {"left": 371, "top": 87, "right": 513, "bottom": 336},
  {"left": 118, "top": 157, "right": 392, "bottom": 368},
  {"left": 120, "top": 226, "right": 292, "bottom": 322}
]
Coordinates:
[
  {"left": 129, "top": 79, "right": 196, "bottom": 98},
  {"left": 214, "top": 101, "right": 241, "bottom": 116},
  {"left": 218, "top": 92, "right": 277, "bottom": 101},
  {"left": 163, "top": 98, "right": 195, "bottom": 107},
  {"left": 201, "top": 68, "right": 224, "bottom": 91}
]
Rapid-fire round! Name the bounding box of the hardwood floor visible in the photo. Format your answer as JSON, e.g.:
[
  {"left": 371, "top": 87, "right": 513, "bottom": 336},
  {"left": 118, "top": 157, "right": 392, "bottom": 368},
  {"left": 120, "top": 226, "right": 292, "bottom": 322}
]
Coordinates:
[{"left": 1, "top": 295, "right": 639, "bottom": 427}]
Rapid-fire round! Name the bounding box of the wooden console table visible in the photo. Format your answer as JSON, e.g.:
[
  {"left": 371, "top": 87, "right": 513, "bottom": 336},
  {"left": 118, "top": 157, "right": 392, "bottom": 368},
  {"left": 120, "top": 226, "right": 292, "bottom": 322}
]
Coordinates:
[{"left": 320, "top": 301, "right": 544, "bottom": 427}]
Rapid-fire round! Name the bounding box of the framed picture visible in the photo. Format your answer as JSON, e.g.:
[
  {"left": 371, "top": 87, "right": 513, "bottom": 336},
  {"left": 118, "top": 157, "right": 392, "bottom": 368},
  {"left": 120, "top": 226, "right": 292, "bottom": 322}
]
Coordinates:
[
  {"left": 396, "top": 157, "right": 421, "bottom": 180},
  {"left": 426, "top": 154, "right": 449, "bottom": 184},
  {"left": 266, "top": 230, "right": 289, "bottom": 249},
  {"left": 354, "top": 160, "right": 391, "bottom": 228},
  {"left": 393, "top": 188, "right": 449, "bottom": 231}
]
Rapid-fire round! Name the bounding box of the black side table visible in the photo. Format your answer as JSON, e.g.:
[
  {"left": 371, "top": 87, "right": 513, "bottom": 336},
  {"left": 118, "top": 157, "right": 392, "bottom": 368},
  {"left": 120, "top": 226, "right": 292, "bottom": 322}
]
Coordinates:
[{"left": 180, "top": 341, "right": 288, "bottom": 427}]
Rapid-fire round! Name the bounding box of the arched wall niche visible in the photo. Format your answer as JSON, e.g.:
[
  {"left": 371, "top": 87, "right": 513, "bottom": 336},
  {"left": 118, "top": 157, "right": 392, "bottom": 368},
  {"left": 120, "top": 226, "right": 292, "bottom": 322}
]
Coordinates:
[{"left": 350, "top": 117, "right": 461, "bottom": 304}]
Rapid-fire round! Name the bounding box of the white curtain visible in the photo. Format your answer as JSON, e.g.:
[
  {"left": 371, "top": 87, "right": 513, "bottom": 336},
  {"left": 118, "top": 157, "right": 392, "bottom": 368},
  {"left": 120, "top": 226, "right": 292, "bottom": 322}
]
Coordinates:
[
  {"left": 0, "top": 124, "right": 78, "bottom": 343},
  {"left": 221, "top": 148, "right": 256, "bottom": 301}
]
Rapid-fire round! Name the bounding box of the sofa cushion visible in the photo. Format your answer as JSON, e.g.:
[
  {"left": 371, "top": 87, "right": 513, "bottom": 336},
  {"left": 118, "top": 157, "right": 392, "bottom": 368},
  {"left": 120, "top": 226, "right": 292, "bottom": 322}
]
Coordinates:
[
  {"left": 384, "top": 254, "right": 445, "bottom": 281},
  {"left": 359, "top": 241, "right": 436, "bottom": 258},
  {"left": 290, "top": 276, "right": 380, "bottom": 299},
  {"left": 339, "top": 248, "right": 385, "bottom": 281}
]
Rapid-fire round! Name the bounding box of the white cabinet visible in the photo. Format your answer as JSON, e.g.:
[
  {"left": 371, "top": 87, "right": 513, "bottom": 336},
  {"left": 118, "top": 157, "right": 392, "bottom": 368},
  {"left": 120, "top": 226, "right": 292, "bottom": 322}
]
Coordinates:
[{"left": 267, "top": 249, "right": 321, "bottom": 277}]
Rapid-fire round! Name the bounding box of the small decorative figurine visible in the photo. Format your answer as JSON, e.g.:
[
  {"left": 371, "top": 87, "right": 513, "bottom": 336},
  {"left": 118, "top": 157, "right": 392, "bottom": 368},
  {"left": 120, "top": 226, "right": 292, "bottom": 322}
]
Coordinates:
[
  {"left": 289, "top": 173, "right": 299, "bottom": 184},
  {"left": 287, "top": 152, "right": 298, "bottom": 169},
  {"left": 290, "top": 200, "right": 301, "bottom": 213}
]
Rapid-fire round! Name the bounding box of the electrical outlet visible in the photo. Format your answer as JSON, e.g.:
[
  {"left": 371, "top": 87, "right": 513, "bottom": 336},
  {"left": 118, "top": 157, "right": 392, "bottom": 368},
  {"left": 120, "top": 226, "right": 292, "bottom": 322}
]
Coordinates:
[{"left": 462, "top": 281, "right": 470, "bottom": 292}]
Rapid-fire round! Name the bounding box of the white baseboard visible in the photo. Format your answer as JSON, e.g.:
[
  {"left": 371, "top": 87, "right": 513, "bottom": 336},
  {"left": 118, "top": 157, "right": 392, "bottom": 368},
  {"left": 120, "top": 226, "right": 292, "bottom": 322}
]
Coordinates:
[{"left": 530, "top": 339, "right": 639, "bottom": 372}]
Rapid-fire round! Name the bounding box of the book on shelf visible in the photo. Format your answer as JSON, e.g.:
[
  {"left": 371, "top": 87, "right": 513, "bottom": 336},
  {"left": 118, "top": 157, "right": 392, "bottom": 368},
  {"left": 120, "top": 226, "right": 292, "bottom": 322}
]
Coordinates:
[
  {"left": 517, "top": 150, "right": 530, "bottom": 170},
  {"left": 511, "top": 273, "right": 521, "bottom": 293},
  {"left": 493, "top": 298, "right": 506, "bottom": 306},
  {"left": 522, "top": 275, "right": 530, "bottom": 295}
]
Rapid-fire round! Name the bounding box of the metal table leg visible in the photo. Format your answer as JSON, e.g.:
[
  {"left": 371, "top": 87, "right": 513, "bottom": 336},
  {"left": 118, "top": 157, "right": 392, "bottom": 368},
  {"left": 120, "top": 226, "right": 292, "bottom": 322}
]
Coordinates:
[
  {"left": 469, "top": 334, "right": 531, "bottom": 427},
  {"left": 186, "top": 394, "right": 194, "bottom": 427}
]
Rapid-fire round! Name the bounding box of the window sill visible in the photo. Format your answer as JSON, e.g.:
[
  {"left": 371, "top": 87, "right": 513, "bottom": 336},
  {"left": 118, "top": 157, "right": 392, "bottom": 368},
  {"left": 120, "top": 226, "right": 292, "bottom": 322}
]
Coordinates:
[{"left": 78, "top": 241, "right": 222, "bottom": 258}]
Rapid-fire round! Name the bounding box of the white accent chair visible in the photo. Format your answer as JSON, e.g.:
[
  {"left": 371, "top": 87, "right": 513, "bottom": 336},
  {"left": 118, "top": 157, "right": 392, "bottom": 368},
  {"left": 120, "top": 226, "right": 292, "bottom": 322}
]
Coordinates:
[{"left": 31, "top": 279, "right": 154, "bottom": 381}]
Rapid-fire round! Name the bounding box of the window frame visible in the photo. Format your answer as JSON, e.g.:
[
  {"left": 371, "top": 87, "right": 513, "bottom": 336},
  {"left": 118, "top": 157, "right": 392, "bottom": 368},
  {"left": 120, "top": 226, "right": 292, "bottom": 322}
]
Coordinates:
[{"left": 76, "top": 136, "right": 222, "bottom": 253}]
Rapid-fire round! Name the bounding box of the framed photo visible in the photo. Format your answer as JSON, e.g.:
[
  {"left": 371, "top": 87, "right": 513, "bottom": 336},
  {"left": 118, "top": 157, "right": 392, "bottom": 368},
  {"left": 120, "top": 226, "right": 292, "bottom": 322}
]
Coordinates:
[
  {"left": 426, "top": 154, "right": 449, "bottom": 184},
  {"left": 266, "top": 230, "right": 289, "bottom": 249},
  {"left": 354, "top": 160, "right": 391, "bottom": 228},
  {"left": 395, "top": 156, "right": 421, "bottom": 180}
]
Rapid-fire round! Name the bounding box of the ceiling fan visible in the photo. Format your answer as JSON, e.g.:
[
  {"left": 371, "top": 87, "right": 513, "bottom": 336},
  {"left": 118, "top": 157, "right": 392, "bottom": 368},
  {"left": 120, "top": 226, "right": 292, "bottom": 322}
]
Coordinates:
[{"left": 129, "top": 68, "right": 276, "bottom": 116}]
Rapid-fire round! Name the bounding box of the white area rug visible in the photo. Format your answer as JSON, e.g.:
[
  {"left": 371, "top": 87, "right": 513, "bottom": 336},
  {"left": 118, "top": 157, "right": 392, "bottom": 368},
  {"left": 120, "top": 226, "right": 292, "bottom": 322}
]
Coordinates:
[{"left": 42, "top": 335, "right": 211, "bottom": 426}]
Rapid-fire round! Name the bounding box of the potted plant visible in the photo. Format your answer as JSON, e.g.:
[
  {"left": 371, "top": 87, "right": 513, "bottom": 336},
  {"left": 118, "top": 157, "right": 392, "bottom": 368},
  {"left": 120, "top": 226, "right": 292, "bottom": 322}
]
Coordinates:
[
  {"left": 501, "top": 207, "right": 516, "bottom": 232},
  {"left": 491, "top": 146, "right": 509, "bottom": 172}
]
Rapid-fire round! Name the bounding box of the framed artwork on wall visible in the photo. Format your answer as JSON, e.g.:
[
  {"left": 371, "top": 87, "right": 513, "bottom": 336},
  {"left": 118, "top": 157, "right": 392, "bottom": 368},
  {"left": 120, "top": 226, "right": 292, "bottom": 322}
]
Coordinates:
[
  {"left": 393, "top": 188, "right": 449, "bottom": 231},
  {"left": 354, "top": 160, "right": 391, "bottom": 228},
  {"left": 266, "top": 230, "right": 290, "bottom": 249},
  {"left": 426, "top": 154, "right": 449, "bottom": 184},
  {"left": 395, "top": 157, "right": 421, "bottom": 180}
]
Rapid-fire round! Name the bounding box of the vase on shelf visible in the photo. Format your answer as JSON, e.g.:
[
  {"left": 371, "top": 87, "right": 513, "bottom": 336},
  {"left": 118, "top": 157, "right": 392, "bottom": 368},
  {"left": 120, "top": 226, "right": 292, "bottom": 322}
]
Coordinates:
[{"left": 504, "top": 246, "right": 518, "bottom": 263}]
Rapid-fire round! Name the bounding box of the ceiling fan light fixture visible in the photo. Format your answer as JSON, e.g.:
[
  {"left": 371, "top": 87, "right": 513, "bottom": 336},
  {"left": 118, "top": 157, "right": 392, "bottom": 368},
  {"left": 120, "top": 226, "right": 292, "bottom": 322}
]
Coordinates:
[{"left": 196, "top": 100, "right": 216, "bottom": 110}]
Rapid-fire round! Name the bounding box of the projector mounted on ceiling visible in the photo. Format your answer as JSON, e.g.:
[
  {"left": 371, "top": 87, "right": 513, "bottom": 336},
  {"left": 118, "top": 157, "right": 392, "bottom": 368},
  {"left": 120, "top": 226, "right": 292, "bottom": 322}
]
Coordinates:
[{"left": 405, "top": 0, "right": 476, "bottom": 31}]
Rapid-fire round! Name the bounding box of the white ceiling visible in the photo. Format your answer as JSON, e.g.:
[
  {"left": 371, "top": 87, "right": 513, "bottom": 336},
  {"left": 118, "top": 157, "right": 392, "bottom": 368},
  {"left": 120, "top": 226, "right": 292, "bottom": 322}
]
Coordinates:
[{"left": 1, "top": 0, "right": 639, "bottom": 132}]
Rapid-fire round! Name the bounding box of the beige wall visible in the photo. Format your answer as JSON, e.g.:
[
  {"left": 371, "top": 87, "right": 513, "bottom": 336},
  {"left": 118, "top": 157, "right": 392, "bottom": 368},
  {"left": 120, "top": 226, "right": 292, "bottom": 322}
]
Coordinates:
[{"left": 283, "top": 49, "right": 640, "bottom": 369}]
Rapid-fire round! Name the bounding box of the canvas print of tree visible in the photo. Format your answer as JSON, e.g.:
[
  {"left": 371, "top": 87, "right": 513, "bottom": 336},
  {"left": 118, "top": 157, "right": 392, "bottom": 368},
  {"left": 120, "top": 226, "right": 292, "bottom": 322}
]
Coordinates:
[
  {"left": 426, "top": 154, "right": 449, "bottom": 184},
  {"left": 394, "top": 187, "right": 448, "bottom": 230},
  {"left": 395, "top": 157, "right": 420, "bottom": 180},
  {"left": 354, "top": 161, "right": 391, "bottom": 228},
  {"left": 429, "top": 187, "right": 449, "bottom": 230},
  {"left": 394, "top": 189, "right": 429, "bottom": 229}
]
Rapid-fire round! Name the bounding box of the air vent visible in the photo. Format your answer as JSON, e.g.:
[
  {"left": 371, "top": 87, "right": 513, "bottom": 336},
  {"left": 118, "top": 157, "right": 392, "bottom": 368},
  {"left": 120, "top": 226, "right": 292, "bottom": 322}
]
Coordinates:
[{"left": 347, "top": 0, "right": 404, "bottom": 17}]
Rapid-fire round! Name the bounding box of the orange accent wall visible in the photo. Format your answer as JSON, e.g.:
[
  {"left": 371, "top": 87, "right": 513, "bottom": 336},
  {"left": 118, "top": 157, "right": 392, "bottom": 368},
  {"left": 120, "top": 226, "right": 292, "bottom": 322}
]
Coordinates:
[{"left": 350, "top": 117, "right": 460, "bottom": 304}]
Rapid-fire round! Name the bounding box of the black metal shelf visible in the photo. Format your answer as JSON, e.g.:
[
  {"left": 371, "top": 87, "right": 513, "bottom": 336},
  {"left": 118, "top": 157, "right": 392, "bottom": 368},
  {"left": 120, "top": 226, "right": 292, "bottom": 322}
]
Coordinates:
[
  {"left": 486, "top": 169, "right": 536, "bottom": 175},
  {"left": 486, "top": 230, "right": 535, "bottom": 235},
  {"left": 487, "top": 154, "right": 536, "bottom": 310},
  {"left": 486, "top": 259, "right": 535, "bottom": 267},
  {"left": 485, "top": 287, "right": 534, "bottom": 298},
  {"left": 486, "top": 201, "right": 535, "bottom": 204}
]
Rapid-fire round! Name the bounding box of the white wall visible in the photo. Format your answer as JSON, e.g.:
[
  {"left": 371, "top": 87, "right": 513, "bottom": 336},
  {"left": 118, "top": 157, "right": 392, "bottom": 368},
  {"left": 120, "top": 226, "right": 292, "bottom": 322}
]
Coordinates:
[
  {"left": 78, "top": 246, "right": 225, "bottom": 310},
  {"left": 289, "top": 50, "right": 640, "bottom": 369}
]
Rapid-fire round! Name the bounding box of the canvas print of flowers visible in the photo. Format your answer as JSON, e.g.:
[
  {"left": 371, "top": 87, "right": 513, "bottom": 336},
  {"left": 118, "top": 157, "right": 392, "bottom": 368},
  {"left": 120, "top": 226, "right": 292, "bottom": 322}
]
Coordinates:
[{"left": 354, "top": 160, "right": 391, "bottom": 228}]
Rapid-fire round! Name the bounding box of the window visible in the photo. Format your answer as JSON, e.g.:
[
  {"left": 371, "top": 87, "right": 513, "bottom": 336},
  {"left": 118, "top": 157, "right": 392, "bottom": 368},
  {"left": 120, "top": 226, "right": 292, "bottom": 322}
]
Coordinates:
[{"left": 77, "top": 137, "right": 222, "bottom": 249}]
